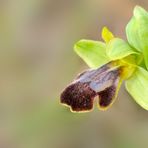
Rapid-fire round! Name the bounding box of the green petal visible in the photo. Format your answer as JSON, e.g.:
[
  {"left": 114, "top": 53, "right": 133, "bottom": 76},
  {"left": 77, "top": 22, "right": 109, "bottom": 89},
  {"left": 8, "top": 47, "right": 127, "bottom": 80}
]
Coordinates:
[
  {"left": 126, "top": 6, "right": 148, "bottom": 69},
  {"left": 101, "top": 27, "right": 114, "bottom": 43},
  {"left": 125, "top": 66, "right": 148, "bottom": 110},
  {"left": 74, "top": 39, "right": 110, "bottom": 68},
  {"left": 107, "top": 38, "right": 139, "bottom": 60}
]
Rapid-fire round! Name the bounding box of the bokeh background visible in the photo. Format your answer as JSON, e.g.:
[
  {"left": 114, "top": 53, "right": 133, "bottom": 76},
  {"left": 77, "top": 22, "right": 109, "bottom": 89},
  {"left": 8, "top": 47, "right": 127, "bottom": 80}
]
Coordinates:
[{"left": 0, "top": 0, "right": 148, "bottom": 148}]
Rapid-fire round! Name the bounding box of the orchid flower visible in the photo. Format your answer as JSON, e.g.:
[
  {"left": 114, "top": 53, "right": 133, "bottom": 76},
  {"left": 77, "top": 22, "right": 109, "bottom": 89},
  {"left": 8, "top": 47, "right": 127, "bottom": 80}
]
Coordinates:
[{"left": 60, "top": 6, "right": 148, "bottom": 112}]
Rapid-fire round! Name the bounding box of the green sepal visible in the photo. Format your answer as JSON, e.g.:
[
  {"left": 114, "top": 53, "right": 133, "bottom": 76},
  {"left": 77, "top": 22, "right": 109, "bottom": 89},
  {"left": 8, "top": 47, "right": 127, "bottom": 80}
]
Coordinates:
[
  {"left": 74, "top": 39, "right": 110, "bottom": 68},
  {"left": 126, "top": 6, "right": 148, "bottom": 69},
  {"left": 125, "top": 66, "right": 148, "bottom": 110},
  {"left": 126, "top": 6, "right": 148, "bottom": 51}
]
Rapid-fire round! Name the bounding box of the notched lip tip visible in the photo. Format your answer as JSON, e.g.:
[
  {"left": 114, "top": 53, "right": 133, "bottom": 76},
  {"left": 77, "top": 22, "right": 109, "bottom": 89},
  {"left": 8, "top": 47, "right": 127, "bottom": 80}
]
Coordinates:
[{"left": 60, "top": 101, "right": 94, "bottom": 113}]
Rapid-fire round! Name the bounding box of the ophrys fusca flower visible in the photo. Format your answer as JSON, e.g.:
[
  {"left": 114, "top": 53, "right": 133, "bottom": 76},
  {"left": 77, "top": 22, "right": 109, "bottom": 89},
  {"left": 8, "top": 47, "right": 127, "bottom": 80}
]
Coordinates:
[{"left": 60, "top": 6, "right": 148, "bottom": 112}]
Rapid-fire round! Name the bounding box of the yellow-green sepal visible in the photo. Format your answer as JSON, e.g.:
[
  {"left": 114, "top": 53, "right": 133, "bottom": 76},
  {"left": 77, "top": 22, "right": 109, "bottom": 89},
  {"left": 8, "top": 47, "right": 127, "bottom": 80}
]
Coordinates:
[{"left": 74, "top": 39, "right": 110, "bottom": 68}]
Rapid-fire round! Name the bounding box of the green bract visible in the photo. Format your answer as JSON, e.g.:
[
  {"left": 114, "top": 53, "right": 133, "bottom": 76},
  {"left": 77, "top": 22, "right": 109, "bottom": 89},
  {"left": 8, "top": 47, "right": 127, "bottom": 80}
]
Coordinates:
[{"left": 73, "top": 6, "right": 148, "bottom": 110}]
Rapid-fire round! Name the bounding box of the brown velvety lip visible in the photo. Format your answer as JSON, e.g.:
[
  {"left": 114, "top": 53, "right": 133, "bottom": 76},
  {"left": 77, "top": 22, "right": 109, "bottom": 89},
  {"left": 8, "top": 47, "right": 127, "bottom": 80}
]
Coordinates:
[{"left": 60, "top": 62, "right": 123, "bottom": 112}]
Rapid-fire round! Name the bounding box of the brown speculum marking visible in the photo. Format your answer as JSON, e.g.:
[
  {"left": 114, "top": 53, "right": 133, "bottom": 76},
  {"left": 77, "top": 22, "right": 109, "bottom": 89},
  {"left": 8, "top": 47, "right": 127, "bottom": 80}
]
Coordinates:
[{"left": 60, "top": 62, "right": 123, "bottom": 112}]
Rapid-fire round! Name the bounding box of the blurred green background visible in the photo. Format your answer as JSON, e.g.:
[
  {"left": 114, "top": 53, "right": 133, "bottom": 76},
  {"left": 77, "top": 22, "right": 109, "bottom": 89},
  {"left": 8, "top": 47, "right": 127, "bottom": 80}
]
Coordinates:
[{"left": 0, "top": 0, "right": 148, "bottom": 148}]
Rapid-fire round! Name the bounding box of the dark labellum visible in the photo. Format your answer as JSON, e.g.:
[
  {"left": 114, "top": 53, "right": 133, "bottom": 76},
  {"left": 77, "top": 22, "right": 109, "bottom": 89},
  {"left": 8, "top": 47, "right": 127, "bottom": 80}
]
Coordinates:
[{"left": 60, "top": 62, "right": 123, "bottom": 112}]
